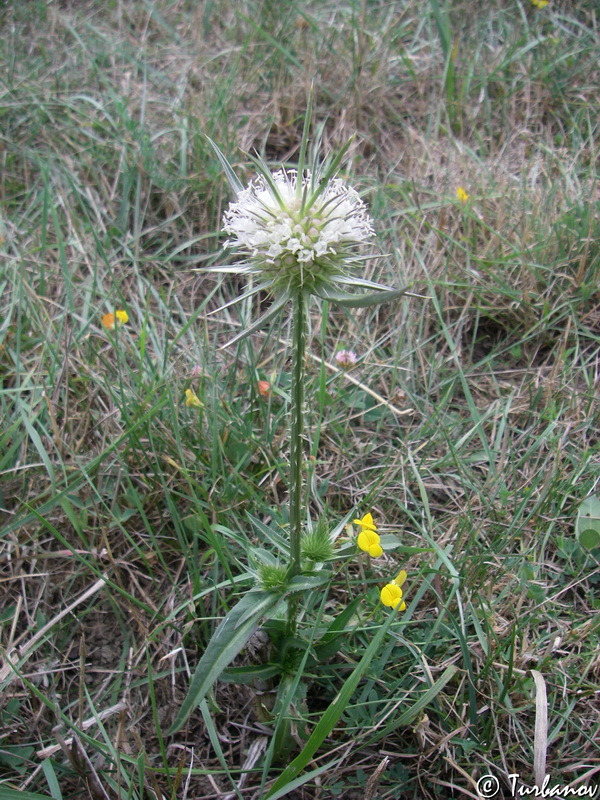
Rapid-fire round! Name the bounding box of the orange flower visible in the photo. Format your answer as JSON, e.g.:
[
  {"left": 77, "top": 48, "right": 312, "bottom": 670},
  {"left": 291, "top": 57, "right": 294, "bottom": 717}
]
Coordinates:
[
  {"left": 258, "top": 380, "right": 271, "bottom": 397},
  {"left": 102, "top": 309, "right": 129, "bottom": 330}
]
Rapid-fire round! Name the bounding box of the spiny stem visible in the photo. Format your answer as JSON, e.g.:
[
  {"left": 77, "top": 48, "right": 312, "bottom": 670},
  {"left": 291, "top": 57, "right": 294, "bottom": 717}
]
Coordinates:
[
  {"left": 289, "top": 290, "right": 305, "bottom": 575},
  {"left": 287, "top": 290, "right": 306, "bottom": 633}
]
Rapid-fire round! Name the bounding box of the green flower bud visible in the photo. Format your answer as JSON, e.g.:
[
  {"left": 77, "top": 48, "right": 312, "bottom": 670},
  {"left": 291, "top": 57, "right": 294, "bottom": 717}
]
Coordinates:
[
  {"left": 300, "top": 522, "right": 335, "bottom": 562},
  {"left": 258, "top": 563, "right": 289, "bottom": 591}
]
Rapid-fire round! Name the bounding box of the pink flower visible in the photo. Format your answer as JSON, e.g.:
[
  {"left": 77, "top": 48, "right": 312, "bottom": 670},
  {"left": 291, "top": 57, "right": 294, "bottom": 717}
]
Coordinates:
[{"left": 334, "top": 349, "right": 358, "bottom": 369}]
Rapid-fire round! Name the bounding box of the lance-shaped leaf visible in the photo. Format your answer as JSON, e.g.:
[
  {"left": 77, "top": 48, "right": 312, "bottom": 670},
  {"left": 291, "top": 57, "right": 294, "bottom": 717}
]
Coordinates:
[
  {"left": 221, "top": 663, "right": 283, "bottom": 685},
  {"left": 296, "top": 85, "right": 314, "bottom": 188},
  {"left": 202, "top": 263, "right": 258, "bottom": 274},
  {"left": 206, "top": 136, "right": 244, "bottom": 196},
  {"left": 219, "top": 290, "right": 291, "bottom": 349},
  {"left": 206, "top": 280, "right": 275, "bottom": 316},
  {"left": 1, "top": 790, "right": 54, "bottom": 800},
  {"left": 334, "top": 274, "right": 398, "bottom": 291},
  {"left": 305, "top": 137, "right": 354, "bottom": 209},
  {"left": 167, "top": 589, "right": 282, "bottom": 735},
  {"left": 287, "top": 573, "right": 332, "bottom": 592},
  {"left": 315, "top": 283, "right": 412, "bottom": 308}
]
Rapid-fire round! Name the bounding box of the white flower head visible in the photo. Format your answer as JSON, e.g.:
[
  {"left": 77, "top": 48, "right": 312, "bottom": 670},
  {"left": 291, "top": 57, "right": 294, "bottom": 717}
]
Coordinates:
[
  {"left": 223, "top": 168, "right": 374, "bottom": 295},
  {"left": 205, "top": 134, "right": 406, "bottom": 348}
]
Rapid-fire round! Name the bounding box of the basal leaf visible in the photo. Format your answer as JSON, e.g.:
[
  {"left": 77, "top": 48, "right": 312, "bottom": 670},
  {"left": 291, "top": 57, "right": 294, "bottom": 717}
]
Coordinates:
[{"left": 167, "top": 590, "right": 281, "bottom": 734}]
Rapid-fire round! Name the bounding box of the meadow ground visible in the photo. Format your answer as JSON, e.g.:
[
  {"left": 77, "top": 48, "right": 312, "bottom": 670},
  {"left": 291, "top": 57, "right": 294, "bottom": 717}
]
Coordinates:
[{"left": 1, "top": 1, "right": 599, "bottom": 798}]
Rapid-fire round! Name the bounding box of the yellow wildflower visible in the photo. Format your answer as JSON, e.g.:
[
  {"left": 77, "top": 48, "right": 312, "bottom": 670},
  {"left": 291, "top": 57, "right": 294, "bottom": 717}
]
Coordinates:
[
  {"left": 102, "top": 309, "right": 129, "bottom": 330},
  {"left": 354, "top": 513, "right": 382, "bottom": 557},
  {"left": 380, "top": 570, "right": 407, "bottom": 610},
  {"left": 456, "top": 186, "right": 469, "bottom": 204},
  {"left": 357, "top": 529, "right": 383, "bottom": 558},
  {"left": 185, "top": 388, "right": 203, "bottom": 408},
  {"left": 531, "top": 0, "right": 548, "bottom": 7},
  {"left": 353, "top": 512, "right": 377, "bottom": 532}
]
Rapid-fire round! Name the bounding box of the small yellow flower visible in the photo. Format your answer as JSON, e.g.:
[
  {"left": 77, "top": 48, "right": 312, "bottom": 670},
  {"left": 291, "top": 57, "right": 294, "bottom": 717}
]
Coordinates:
[
  {"left": 531, "top": 0, "right": 548, "bottom": 7},
  {"left": 354, "top": 512, "right": 382, "bottom": 557},
  {"left": 357, "top": 529, "right": 383, "bottom": 558},
  {"left": 353, "top": 512, "right": 377, "bottom": 532},
  {"left": 456, "top": 186, "right": 469, "bottom": 204},
  {"left": 185, "top": 388, "right": 203, "bottom": 408},
  {"left": 102, "top": 309, "right": 129, "bottom": 330},
  {"left": 380, "top": 570, "right": 407, "bottom": 610}
]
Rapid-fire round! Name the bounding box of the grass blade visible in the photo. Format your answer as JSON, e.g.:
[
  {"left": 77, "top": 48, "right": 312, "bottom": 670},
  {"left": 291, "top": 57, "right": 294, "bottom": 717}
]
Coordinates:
[{"left": 264, "top": 606, "right": 402, "bottom": 798}]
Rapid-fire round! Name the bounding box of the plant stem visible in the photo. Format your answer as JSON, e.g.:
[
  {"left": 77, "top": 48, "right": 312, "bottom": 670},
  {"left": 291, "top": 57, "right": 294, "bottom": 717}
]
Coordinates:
[{"left": 287, "top": 290, "right": 306, "bottom": 633}]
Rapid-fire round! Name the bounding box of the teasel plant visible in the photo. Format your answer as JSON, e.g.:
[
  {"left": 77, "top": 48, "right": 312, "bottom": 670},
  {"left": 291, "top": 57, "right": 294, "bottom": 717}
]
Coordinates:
[{"left": 168, "top": 94, "right": 412, "bottom": 741}]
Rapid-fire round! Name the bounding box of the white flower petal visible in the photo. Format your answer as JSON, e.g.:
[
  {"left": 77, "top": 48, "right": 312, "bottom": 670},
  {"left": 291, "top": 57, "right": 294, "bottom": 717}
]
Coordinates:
[{"left": 222, "top": 168, "right": 374, "bottom": 292}]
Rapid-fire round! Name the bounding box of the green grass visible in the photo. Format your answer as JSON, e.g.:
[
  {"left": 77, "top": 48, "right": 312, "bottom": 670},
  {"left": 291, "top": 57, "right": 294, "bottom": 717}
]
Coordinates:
[{"left": 1, "top": 0, "right": 599, "bottom": 798}]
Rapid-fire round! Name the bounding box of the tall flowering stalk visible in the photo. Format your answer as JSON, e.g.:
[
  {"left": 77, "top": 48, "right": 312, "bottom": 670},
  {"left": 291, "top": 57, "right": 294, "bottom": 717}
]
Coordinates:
[
  {"left": 168, "top": 104, "right": 410, "bottom": 735},
  {"left": 207, "top": 104, "right": 406, "bottom": 632}
]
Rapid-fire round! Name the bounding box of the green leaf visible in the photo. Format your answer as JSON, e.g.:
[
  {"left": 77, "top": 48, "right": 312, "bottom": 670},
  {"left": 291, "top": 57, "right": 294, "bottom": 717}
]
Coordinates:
[
  {"left": 264, "top": 603, "right": 402, "bottom": 797},
  {"left": 305, "top": 138, "right": 354, "bottom": 208},
  {"left": 246, "top": 151, "right": 286, "bottom": 208},
  {"left": 202, "top": 263, "right": 257, "bottom": 273},
  {"left": 576, "top": 495, "right": 600, "bottom": 550},
  {"left": 246, "top": 514, "right": 291, "bottom": 555},
  {"left": 264, "top": 762, "right": 336, "bottom": 800},
  {"left": 219, "top": 291, "right": 290, "bottom": 349},
  {"left": 296, "top": 84, "right": 314, "bottom": 187},
  {"left": 41, "top": 758, "right": 63, "bottom": 800},
  {"left": 206, "top": 280, "right": 275, "bottom": 316},
  {"left": 315, "top": 284, "right": 411, "bottom": 308},
  {"left": 0, "top": 790, "right": 53, "bottom": 800},
  {"left": 167, "top": 590, "right": 282, "bottom": 734},
  {"left": 314, "top": 598, "right": 362, "bottom": 660},
  {"left": 221, "top": 663, "right": 282, "bottom": 684},
  {"left": 287, "top": 574, "right": 331, "bottom": 592},
  {"left": 206, "top": 136, "right": 244, "bottom": 195},
  {"left": 580, "top": 529, "right": 600, "bottom": 550},
  {"left": 382, "top": 543, "right": 434, "bottom": 555},
  {"left": 199, "top": 699, "right": 245, "bottom": 800},
  {"left": 429, "top": 0, "right": 451, "bottom": 56},
  {"left": 376, "top": 536, "right": 434, "bottom": 554},
  {"left": 334, "top": 275, "right": 398, "bottom": 292}
]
